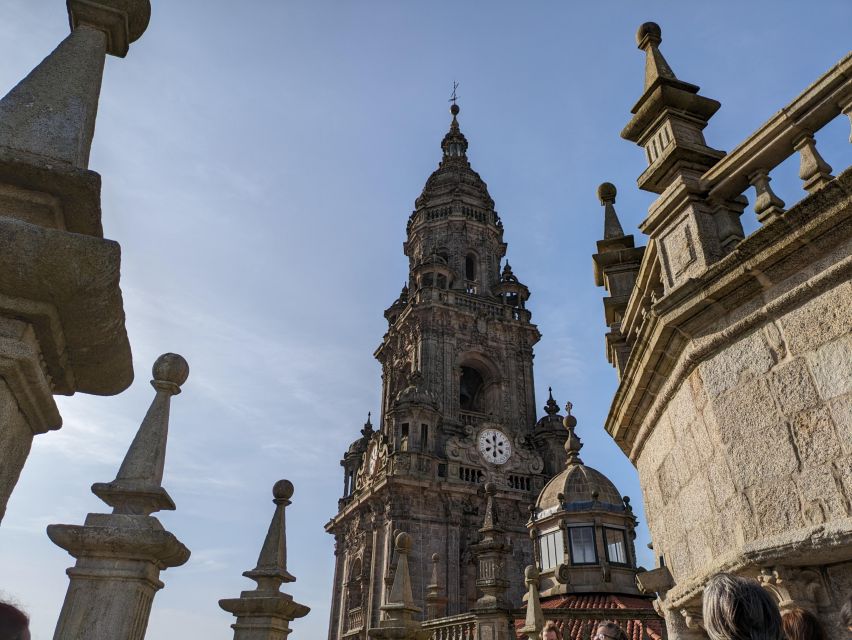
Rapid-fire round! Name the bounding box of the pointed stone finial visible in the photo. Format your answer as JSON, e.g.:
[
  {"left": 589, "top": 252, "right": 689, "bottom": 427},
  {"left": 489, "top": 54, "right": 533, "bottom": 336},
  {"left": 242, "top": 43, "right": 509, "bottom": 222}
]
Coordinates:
[
  {"left": 425, "top": 552, "right": 448, "bottom": 619},
  {"left": 481, "top": 483, "right": 499, "bottom": 532},
  {"left": 0, "top": 1, "right": 151, "bottom": 169},
  {"left": 386, "top": 532, "right": 418, "bottom": 611},
  {"left": 442, "top": 104, "right": 468, "bottom": 159},
  {"left": 91, "top": 353, "right": 188, "bottom": 515},
  {"left": 519, "top": 565, "right": 544, "bottom": 640},
  {"left": 543, "top": 387, "right": 560, "bottom": 416},
  {"left": 243, "top": 480, "right": 297, "bottom": 591},
  {"left": 220, "top": 481, "right": 310, "bottom": 640},
  {"left": 636, "top": 23, "right": 681, "bottom": 92},
  {"left": 361, "top": 412, "right": 374, "bottom": 437},
  {"left": 563, "top": 402, "right": 583, "bottom": 465},
  {"left": 597, "top": 182, "right": 626, "bottom": 240}
]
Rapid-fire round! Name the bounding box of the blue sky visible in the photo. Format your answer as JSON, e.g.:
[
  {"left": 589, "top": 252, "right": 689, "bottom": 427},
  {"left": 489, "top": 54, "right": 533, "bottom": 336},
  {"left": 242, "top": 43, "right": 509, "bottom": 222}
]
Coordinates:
[{"left": 1, "top": 2, "right": 850, "bottom": 639}]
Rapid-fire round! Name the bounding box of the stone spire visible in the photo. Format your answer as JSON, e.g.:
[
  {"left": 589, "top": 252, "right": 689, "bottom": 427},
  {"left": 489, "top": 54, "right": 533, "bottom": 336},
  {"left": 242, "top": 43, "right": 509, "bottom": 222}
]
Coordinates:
[
  {"left": 621, "top": 22, "right": 724, "bottom": 194},
  {"left": 591, "top": 182, "right": 644, "bottom": 377},
  {"left": 599, "top": 182, "right": 626, "bottom": 240},
  {"left": 518, "top": 565, "right": 544, "bottom": 640},
  {"left": 361, "top": 412, "right": 374, "bottom": 437},
  {"left": 442, "top": 103, "right": 469, "bottom": 159},
  {"left": 0, "top": 1, "right": 150, "bottom": 169},
  {"left": 563, "top": 402, "right": 583, "bottom": 465},
  {"left": 425, "top": 553, "right": 448, "bottom": 619},
  {"left": 544, "top": 387, "right": 559, "bottom": 416},
  {"left": 472, "top": 483, "right": 511, "bottom": 610},
  {"left": 368, "top": 532, "right": 427, "bottom": 640},
  {"left": 219, "top": 480, "right": 310, "bottom": 640},
  {"left": 92, "top": 353, "right": 188, "bottom": 515},
  {"left": 48, "top": 354, "right": 190, "bottom": 640}
]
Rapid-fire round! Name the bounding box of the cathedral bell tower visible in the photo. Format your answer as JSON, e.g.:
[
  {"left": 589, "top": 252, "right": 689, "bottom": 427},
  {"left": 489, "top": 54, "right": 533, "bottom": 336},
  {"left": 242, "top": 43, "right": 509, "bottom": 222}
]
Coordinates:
[{"left": 326, "top": 105, "right": 561, "bottom": 640}]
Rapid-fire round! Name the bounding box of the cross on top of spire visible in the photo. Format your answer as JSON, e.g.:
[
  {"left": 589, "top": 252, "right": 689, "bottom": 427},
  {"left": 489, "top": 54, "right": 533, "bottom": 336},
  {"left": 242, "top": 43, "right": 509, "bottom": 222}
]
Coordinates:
[{"left": 449, "top": 81, "right": 460, "bottom": 116}]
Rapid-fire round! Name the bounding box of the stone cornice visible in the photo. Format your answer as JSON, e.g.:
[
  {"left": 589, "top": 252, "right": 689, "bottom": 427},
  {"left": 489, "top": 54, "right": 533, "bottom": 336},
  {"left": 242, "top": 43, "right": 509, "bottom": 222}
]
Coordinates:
[{"left": 607, "top": 167, "right": 852, "bottom": 459}]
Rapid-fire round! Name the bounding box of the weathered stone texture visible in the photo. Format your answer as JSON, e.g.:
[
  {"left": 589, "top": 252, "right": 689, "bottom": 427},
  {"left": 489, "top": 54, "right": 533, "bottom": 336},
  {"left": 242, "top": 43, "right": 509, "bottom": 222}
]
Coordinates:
[
  {"left": 0, "top": 377, "right": 33, "bottom": 521},
  {"left": 637, "top": 277, "right": 852, "bottom": 589}
]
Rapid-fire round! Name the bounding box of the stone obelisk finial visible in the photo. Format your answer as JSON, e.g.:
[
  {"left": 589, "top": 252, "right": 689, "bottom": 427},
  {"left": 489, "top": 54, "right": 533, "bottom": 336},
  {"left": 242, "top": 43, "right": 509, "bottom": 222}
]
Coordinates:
[
  {"left": 518, "top": 565, "right": 544, "bottom": 640},
  {"left": 219, "top": 480, "right": 310, "bottom": 640},
  {"left": 92, "top": 353, "right": 188, "bottom": 515},
  {"left": 472, "top": 484, "right": 511, "bottom": 610},
  {"left": 0, "top": 1, "right": 151, "bottom": 169},
  {"left": 48, "top": 353, "right": 190, "bottom": 640},
  {"left": 369, "top": 533, "right": 428, "bottom": 640},
  {"left": 470, "top": 486, "right": 514, "bottom": 640},
  {"left": 425, "top": 552, "right": 448, "bottom": 619}
]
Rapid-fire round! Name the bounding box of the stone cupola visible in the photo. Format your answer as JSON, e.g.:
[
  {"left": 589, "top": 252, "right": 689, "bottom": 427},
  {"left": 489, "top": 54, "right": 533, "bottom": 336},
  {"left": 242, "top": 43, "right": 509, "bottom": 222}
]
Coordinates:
[{"left": 529, "top": 403, "right": 641, "bottom": 597}]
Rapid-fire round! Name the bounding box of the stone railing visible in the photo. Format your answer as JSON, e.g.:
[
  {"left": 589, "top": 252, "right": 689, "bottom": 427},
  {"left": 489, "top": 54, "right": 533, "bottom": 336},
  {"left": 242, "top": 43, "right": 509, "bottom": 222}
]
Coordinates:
[
  {"left": 422, "top": 612, "right": 477, "bottom": 640},
  {"left": 346, "top": 606, "right": 364, "bottom": 633},
  {"left": 458, "top": 410, "right": 486, "bottom": 426},
  {"left": 701, "top": 52, "right": 852, "bottom": 225}
]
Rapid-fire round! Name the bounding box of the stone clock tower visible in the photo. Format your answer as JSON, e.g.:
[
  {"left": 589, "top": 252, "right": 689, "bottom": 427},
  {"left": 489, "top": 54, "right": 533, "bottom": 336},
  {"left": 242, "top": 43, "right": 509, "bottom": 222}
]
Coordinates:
[{"left": 326, "top": 105, "right": 565, "bottom": 640}]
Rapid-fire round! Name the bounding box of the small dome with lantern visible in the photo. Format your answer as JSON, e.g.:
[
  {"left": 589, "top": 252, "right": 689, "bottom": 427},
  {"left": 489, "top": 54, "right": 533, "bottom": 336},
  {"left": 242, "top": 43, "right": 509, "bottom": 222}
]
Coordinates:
[{"left": 528, "top": 402, "right": 643, "bottom": 599}]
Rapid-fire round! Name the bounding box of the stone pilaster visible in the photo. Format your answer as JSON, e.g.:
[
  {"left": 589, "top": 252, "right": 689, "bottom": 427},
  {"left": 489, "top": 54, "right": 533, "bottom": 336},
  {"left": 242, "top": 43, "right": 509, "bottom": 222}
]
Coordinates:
[
  {"left": 0, "top": 0, "right": 151, "bottom": 523},
  {"left": 220, "top": 480, "right": 310, "bottom": 640},
  {"left": 47, "top": 354, "right": 191, "bottom": 640}
]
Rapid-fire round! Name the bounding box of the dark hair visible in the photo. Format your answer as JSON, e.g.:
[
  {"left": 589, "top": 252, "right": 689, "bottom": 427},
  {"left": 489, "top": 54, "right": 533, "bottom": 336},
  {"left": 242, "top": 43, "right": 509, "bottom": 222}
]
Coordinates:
[
  {"left": 595, "top": 621, "right": 628, "bottom": 640},
  {"left": 0, "top": 602, "right": 29, "bottom": 640},
  {"left": 702, "top": 573, "right": 783, "bottom": 640},
  {"left": 781, "top": 608, "right": 826, "bottom": 640},
  {"left": 841, "top": 594, "right": 852, "bottom": 629}
]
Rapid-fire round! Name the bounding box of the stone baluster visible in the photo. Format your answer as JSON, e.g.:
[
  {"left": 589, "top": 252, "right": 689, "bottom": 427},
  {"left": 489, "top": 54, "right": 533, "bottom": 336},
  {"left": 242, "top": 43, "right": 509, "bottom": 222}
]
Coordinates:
[
  {"left": 369, "top": 532, "right": 429, "bottom": 640},
  {"left": 47, "top": 354, "right": 191, "bottom": 640},
  {"left": 842, "top": 97, "right": 852, "bottom": 143},
  {"left": 518, "top": 565, "right": 543, "bottom": 640},
  {"left": 748, "top": 169, "right": 786, "bottom": 223},
  {"left": 219, "top": 479, "right": 310, "bottom": 640},
  {"left": 793, "top": 133, "right": 834, "bottom": 193},
  {"left": 0, "top": 0, "right": 150, "bottom": 525}
]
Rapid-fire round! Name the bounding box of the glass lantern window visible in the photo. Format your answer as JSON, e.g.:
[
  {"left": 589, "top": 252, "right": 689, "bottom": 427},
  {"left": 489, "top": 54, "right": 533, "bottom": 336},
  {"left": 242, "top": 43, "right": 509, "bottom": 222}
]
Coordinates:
[
  {"left": 604, "top": 528, "right": 628, "bottom": 565},
  {"left": 569, "top": 526, "right": 597, "bottom": 565},
  {"left": 538, "top": 528, "right": 564, "bottom": 571}
]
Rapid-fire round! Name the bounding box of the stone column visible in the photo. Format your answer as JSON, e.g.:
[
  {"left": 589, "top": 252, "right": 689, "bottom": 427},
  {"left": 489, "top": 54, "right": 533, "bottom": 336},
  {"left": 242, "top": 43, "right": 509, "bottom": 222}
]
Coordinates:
[
  {"left": 0, "top": 0, "right": 152, "bottom": 522},
  {"left": 368, "top": 532, "right": 429, "bottom": 640},
  {"left": 47, "top": 354, "right": 191, "bottom": 640},
  {"left": 220, "top": 480, "right": 310, "bottom": 640}
]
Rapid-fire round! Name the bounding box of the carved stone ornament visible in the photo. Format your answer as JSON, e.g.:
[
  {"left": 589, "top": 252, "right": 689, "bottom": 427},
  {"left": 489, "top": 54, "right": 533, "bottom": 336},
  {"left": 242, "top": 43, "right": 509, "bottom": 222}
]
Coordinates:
[{"left": 757, "top": 566, "right": 829, "bottom": 612}]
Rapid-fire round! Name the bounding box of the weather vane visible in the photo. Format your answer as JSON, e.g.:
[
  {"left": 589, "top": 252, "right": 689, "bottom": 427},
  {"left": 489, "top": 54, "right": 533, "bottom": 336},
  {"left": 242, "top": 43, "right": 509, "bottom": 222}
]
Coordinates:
[{"left": 449, "top": 81, "right": 460, "bottom": 106}]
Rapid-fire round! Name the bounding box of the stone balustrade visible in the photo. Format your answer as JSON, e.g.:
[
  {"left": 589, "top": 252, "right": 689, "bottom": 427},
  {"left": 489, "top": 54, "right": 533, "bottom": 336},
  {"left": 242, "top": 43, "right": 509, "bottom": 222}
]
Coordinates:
[
  {"left": 701, "top": 52, "right": 852, "bottom": 224},
  {"left": 421, "top": 613, "right": 476, "bottom": 640}
]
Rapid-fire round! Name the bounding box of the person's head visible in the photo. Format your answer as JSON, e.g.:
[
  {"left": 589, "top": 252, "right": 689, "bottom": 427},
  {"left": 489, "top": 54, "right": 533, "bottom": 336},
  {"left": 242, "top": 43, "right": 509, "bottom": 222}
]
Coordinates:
[
  {"left": 841, "top": 594, "right": 852, "bottom": 634},
  {"left": 541, "top": 621, "right": 562, "bottom": 640},
  {"left": 781, "top": 608, "right": 826, "bottom": 640},
  {"left": 0, "top": 602, "right": 29, "bottom": 640},
  {"left": 593, "top": 621, "right": 628, "bottom": 640},
  {"left": 702, "top": 573, "right": 782, "bottom": 640}
]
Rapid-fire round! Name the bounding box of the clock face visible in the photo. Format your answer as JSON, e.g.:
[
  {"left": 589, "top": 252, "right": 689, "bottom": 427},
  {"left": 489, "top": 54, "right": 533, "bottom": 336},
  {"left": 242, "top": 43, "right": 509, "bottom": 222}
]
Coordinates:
[
  {"left": 478, "top": 429, "right": 512, "bottom": 465},
  {"left": 368, "top": 445, "right": 379, "bottom": 474}
]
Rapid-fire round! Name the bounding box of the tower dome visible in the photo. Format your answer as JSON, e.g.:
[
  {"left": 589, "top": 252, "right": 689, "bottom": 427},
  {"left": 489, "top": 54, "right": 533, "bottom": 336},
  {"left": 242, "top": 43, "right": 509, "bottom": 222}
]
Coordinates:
[{"left": 528, "top": 403, "right": 642, "bottom": 598}]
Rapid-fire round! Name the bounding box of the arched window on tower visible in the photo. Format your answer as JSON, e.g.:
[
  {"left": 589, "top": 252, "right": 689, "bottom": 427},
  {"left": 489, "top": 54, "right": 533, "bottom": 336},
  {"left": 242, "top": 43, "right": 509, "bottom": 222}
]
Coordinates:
[
  {"left": 459, "top": 366, "right": 485, "bottom": 412},
  {"left": 465, "top": 254, "right": 477, "bottom": 281},
  {"left": 346, "top": 557, "right": 363, "bottom": 631}
]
